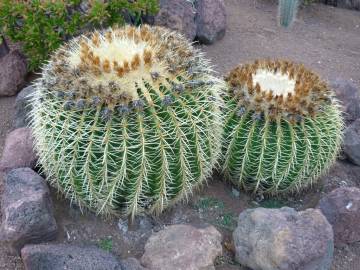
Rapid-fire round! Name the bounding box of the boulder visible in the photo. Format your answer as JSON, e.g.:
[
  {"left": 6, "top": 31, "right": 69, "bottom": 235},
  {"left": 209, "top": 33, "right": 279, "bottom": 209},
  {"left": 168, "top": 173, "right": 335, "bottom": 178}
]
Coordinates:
[
  {"left": 21, "top": 244, "right": 122, "bottom": 270},
  {"left": 0, "top": 49, "right": 27, "bottom": 97},
  {"left": 331, "top": 79, "right": 360, "bottom": 124},
  {"left": 141, "top": 224, "right": 222, "bottom": 270},
  {"left": 233, "top": 207, "right": 334, "bottom": 270},
  {"left": 195, "top": 0, "right": 226, "bottom": 44},
  {"left": 0, "top": 127, "right": 37, "bottom": 173},
  {"left": 318, "top": 187, "right": 360, "bottom": 246},
  {"left": 155, "top": 0, "right": 197, "bottom": 41},
  {"left": 0, "top": 168, "right": 57, "bottom": 254},
  {"left": 13, "top": 85, "right": 35, "bottom": 128},
  {"left": 343, "top": 119, "right": 360, "bottom": 166}
]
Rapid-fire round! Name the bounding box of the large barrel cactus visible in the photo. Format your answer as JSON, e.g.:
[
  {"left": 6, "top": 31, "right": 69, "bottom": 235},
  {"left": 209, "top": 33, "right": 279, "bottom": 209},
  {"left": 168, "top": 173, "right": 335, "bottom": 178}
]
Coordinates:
[
  {"left": 222, "top": 59, "right": 343, "bottom": 195},
  {"left": 30, "top": 25, "right": 224, "bottom": 217}
]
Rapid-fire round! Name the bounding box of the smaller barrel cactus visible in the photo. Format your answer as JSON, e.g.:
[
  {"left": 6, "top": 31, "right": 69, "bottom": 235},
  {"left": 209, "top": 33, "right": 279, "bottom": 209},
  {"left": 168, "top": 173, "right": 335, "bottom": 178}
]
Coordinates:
[
  {"left": 30, "top": 25, "right": 224, "bottom": 217},
  {"left": 222, "top": 59, "right": 343, "bottom": 195}
]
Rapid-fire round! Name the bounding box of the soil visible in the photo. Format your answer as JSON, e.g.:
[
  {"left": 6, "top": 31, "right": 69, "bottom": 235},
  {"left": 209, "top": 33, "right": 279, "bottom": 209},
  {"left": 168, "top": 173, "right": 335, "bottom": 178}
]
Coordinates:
[{"left": 0, "top": 1, "right": 360, "bottom": 269}]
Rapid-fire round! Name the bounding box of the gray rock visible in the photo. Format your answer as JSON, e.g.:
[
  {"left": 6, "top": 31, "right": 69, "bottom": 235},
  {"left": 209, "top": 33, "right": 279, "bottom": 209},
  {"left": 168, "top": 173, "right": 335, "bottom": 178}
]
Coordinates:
[
  {"left": 0, "top": 49, "right": 27, "bottom": 97},
  {"left": 318, "top": 187, "right": 360, "bottom": 246},
  {"left": 323, "top": 0, "right": 360, "bottom": 10},
  {"left": 331, "top": 79, "right": 360, "bottom": 123},
  {"left": 13, "top": 85, "right": 35, "bottom": 128},
  {"left": 155, "top": 0, "right": 197, "bottom": 41},
  {"left": 196, "top": 0, "right": 226, "bottom": 44},
  {"left": 21, "top": 244, "right": 122, "bottom": 270},
  {"left": 120, "top": 258, "right": 148, "bottom": 270},
  {"left": 343, "top": 119, "right": 360, "bottom": 166},
  {"left": 0, "top": 168, "right": 57, "bottom": 254},
  {"left": 141, "top": 224, "right": 222, "bottom": 270},
  {"left": 0, "top": 127, "right": 37, "bottom": 173},
  {"left": 233, "top": 207, "right": 334, "bottom": 270},
  {"left": 0, "top": 36, "right": 10, "bottom": 58}
]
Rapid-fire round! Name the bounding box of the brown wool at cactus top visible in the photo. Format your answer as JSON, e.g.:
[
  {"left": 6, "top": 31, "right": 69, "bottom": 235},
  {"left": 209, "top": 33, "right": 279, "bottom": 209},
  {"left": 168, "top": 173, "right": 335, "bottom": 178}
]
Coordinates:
[
  {"left": 45, "top": 25, "right": 197, "bottom": 110},
  {"left": 225, "top": 59, "right": 334, "bottom": 122}
]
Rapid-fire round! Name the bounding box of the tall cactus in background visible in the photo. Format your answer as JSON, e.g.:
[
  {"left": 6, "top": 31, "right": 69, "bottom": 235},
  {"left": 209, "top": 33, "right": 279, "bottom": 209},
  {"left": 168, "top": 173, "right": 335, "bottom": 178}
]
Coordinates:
[
  {"left": 222, "top": 59, "right": 343, "bottom": 195},
  {"left": 30, "top": 25, "right": 224, "bottom": 218},
  {"left": 278, "top": 0, "right": 299, "bottom": 27}
]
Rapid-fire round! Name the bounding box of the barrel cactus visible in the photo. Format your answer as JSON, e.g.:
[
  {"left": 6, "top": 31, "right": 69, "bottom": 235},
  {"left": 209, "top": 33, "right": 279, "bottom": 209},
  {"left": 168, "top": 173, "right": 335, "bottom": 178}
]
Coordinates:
[
  {"left": 222, "top": 59, "right": 343, "bottom": 195},
  {"left": 278, "top": 0, "right": 299, "bottom": 27},
  {"left": 30, "top": 25, "right": 224, "bottom": 217}
]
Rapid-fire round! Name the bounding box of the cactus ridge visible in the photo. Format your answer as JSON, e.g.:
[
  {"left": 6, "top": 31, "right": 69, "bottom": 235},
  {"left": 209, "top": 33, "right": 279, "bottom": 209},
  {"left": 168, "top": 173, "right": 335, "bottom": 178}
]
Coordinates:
[
  {"left": 30, "top": 25, "right": 224, "bottom": 217},
  {"left": 222, "top": 59, "right": 343, "bottom": 195}
]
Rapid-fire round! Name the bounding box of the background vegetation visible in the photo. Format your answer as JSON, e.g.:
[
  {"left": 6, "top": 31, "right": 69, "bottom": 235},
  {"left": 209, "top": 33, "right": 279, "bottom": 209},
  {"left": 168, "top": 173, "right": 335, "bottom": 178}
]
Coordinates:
[{"left": 0, "top": 0, "right": 159, "bottom": 71}]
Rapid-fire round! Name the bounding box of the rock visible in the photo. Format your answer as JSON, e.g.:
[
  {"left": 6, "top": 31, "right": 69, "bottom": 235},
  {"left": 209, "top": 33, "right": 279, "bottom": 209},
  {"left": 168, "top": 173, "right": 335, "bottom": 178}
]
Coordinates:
[
  {"left": 0, "top": 36, "right": 10, "bottom": 58},
  {"left": 21, "top": 244, "right": 122, "bottom": 270},
  {"left": 323, "top": 0, "right": 360, "bottom": 10},
  {"left": 0, "top": 127, "right": 37, "bottom": 173},
  {"left": 318, "top": 187, "right": 360, "bottom": 246},
  {"left": 13, "top": 85, "right": 35, "bottom": 128},
  {"left": 0, "top": 49, "right": 27, "bottom": 97},
  {"left": 195, "top": 0, "right": 226, "bottom": 44},
  {"left": 141, "top": 224, "right": 222, "bottom": 270},
  {"left": 0, "top": 168, "right": 57, "bottom": 254},
  {"left": 343, "top": 119, "right": 360, "bottom": 166},
  {"left": 331, "top": 79, "right": 360, "bottom": 123},
  {"left": 120, "top": 258, "right": 148, "bottom": 270},
  {"left": 233, "top": 207, "right": 334, "bottom": 270},
  {"left": 155, "top": 0, "right": 197, "bottom": 41}
]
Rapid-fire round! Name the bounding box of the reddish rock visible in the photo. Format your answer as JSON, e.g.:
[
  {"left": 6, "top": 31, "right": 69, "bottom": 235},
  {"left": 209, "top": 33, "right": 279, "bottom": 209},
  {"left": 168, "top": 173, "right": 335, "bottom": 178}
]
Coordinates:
[
  {"left": 155, "top": 0, "right": 197, "bottom": 41},
  {"left": 0, "top": 127, "right": 37, "bottom": 173},
  {"left": 318, "top": 187, "right": 360, "bottom": 246},
  {"left": 233, "top": 207, "right": 334, "bottom": 270},
  {"left": 196, "top": 0, "right": 227, "bottom": 44},
  {"left": 0, "top": 49, "right": 27, "bottom": 97},
  {"left": 141, "top": 224, "right": 222, "bottom": 270},
  {"left": 0, "top": 168, "right": 57, "bottom": 254}
]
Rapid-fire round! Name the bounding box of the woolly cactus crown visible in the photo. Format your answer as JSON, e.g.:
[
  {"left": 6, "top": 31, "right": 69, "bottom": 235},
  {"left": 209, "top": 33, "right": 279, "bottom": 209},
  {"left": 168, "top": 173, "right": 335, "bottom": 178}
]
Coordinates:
[
  {"left": 222, "top": 59, "right": 343, "bottom": 194},
  {"left": 226, "top": 59, "right": 335, "bottom": 122},
  {"left": 31, "top": 25, "right": 224, "bottom": 217},
  {"left": 46, "top": 25, "right": 203, "bottom": 111}
]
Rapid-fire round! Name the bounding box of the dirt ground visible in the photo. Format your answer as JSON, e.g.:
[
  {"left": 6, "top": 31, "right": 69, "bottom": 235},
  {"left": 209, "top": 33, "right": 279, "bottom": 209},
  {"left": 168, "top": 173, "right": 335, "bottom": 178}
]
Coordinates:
[{"left": 0, "top": 1, "right": 359, "bottom": 269}]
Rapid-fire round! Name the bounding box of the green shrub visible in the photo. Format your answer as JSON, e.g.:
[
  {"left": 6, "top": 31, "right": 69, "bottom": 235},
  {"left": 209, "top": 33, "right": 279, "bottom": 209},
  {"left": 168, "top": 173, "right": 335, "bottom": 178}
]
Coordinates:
[{"left": 0, "top": 0, "right": 159, "bottom": 71}]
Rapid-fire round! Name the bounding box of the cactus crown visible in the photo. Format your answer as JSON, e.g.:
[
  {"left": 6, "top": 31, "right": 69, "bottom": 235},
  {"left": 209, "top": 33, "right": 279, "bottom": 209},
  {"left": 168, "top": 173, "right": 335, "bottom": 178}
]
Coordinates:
[
  {"left": 44, "top": 25, "right": 199, "bottom": 111},
  {"left": 225, "top": 59, "right": 334, "bottom": 123}
]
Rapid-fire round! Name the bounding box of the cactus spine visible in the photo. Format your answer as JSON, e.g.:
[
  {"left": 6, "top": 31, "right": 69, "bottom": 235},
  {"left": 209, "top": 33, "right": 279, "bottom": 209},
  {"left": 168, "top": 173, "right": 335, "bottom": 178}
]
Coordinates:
[
  {"left": 30, "top": 25, "right": 224, "bottom": 217},
  {"left": 222, "top": 59, "right": 343, "bottom": 195},
  {"left": 278, "top": 0, "right": 299, "bottom": 27}
]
